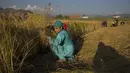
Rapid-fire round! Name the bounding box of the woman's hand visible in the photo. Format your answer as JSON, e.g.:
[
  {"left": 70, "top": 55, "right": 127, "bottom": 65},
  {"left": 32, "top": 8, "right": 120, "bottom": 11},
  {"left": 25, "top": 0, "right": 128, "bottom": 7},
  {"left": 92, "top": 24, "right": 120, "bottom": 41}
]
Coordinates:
[{"left": 47, "top": 37, "right": 52, "bottom": 44}]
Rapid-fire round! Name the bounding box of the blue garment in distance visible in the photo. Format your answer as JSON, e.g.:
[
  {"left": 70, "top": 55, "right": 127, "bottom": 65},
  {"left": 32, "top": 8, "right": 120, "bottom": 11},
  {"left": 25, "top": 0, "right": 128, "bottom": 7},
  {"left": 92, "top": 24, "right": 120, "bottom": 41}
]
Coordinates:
[{"left": 48, "top": 29, "right": 75, "bottom": 61}]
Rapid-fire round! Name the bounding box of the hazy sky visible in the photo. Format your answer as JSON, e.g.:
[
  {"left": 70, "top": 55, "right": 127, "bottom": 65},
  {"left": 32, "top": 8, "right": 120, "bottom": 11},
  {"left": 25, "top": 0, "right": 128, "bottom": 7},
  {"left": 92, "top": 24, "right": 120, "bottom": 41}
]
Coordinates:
[{"left": 0, "top": 0, "right": 130, "bottom": 15}]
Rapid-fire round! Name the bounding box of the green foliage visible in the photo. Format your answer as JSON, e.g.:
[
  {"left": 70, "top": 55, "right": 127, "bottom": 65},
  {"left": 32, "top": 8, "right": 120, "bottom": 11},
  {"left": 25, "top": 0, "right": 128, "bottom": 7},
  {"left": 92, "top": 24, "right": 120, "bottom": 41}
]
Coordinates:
[{"left": 55, "top": 14, "right": 69, "bottom": 19}]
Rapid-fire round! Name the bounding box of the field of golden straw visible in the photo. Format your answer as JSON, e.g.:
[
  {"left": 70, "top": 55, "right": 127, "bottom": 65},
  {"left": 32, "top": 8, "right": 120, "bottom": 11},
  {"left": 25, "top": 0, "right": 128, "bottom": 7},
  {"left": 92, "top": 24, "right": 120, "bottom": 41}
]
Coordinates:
[{"left": 0, "top": 11, "right": 130, "bottom": 73}]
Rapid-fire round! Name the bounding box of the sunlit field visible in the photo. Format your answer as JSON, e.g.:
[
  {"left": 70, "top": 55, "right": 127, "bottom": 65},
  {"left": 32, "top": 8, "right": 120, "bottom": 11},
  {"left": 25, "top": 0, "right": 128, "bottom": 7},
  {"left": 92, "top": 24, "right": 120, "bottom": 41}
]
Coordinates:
[{"left": 0, "top": 9, "right": 130, "bottom": 73}]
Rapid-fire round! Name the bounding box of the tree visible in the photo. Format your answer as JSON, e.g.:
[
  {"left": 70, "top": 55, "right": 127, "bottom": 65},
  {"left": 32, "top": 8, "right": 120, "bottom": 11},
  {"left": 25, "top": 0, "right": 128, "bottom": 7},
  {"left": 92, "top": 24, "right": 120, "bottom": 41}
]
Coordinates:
[
  {"left": 64, "top": 15, "right": 69, "bottom": 19},
  {"left": 56, "top": 14, "right": 63, "bottom": 19},
  {"left": 55, "top": 14, "right": 69, "bottom": 19}
]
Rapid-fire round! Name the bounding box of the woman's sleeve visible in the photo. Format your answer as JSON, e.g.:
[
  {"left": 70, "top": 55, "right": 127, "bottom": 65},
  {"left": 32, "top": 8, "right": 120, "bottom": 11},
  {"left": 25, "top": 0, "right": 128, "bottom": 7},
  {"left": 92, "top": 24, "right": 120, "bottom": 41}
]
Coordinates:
[{"left": 49, "top": 33, "right": 65, "bottom": 46}]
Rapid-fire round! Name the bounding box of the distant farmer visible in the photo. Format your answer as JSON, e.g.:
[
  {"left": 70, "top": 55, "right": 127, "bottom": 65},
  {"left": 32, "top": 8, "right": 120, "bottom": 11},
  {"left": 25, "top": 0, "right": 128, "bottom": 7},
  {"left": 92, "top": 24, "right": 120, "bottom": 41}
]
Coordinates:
[
  {"left": 113, "top": 18, "right": 119, "bottom": 26},
  {"left": 120, "top": 21, "right": 125, "bottom": 25},
  {"left": 111, "top": 18, "right": 119, "bottom": 27},
  {"left": 47, "top": 20, "right": 75, "bottom": 62},
  {"left": 101, "top": 21, "right": 107, "bottom": 27},
  {"left": 111, "top": 21, "right": 116, "bottom": 27},
  {"left": 114, "top": 18, "right": 119, "bottom": 26}
]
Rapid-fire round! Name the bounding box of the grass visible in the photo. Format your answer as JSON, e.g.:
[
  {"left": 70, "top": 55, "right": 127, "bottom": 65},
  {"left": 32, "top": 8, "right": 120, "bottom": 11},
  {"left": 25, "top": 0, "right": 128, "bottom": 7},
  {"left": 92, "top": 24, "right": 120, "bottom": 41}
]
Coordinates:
[
  {"left": 0, "top": 13, "right": 46, "bottom": 73},
  {"left": 79, "top": 24, "right": 130, "bottom": 61},
  {"left": 0, "top": 24, "right": 39, "bottom": 73},
  {"left": 0, "top": 11, "right": 130, "bottom": 73}
]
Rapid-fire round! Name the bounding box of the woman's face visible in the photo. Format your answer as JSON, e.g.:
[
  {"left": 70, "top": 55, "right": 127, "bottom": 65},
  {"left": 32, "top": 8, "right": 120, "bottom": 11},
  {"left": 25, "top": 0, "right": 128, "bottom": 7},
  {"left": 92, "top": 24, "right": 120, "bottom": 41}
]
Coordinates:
[{"left": 54, "top": 27, "right": 62, "bottom": 33}]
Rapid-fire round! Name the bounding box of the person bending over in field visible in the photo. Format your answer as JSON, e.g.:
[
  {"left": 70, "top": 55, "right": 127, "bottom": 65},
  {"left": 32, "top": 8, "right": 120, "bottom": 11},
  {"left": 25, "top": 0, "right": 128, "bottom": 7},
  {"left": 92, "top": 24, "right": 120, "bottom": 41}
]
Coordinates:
[
  {"left": 101, "top": 21, "right": 107, "bottom": 27},
  {"left": 47, "top": 20, "right": 75, "bottom": 62},
  {"left": 120, "top": 21, "right": 125, "bottom": 25}
]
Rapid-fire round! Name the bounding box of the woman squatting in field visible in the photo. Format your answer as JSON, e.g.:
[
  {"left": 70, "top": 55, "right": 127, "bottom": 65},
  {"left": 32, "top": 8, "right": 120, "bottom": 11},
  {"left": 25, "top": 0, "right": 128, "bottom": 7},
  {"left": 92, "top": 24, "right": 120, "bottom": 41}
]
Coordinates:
[{"left": 47, "top": 20, "right": 75, "bottom": 62}]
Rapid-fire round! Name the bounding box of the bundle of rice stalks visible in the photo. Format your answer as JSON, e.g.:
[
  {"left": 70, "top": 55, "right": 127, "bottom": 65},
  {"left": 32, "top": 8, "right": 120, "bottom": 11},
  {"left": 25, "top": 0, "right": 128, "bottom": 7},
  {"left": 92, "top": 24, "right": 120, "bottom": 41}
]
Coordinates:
[
  {"left": 39, "top": 25, "right": 56, "bottom": 49},
  {"left": 0, "top": 24, "right": 40, "bottom": 73}
]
